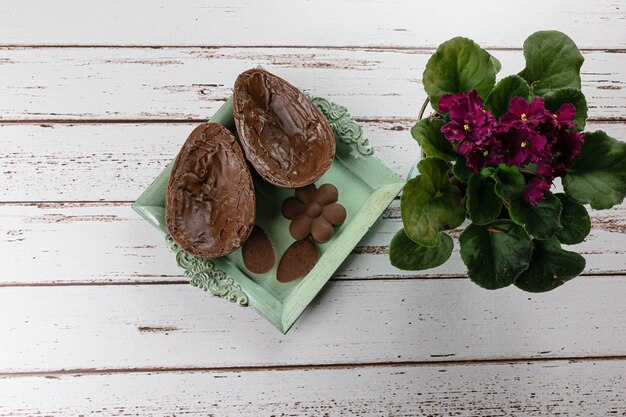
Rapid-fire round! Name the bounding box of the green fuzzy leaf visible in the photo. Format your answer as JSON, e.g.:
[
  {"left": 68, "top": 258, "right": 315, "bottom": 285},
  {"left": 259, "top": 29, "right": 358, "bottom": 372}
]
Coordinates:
[
  {"left": 411, "top": 118, "right": 456, "bottom": 161},
  {"left": 519, "top": 30, "right": 584, "bottom": 96},
  {"left": 452, "top": 156, "right": 472, "bottom": 182},
  {"left": 543, "top": 88, "right": 588, "bottom": 130},
  {"left": 509, "top": 191, "right": 563, "bottom": 240},
  {"left": 494, "top": 165, "right": 525, "bottom": 200},
  {"left": 423, "top": 37, "right": 497, "bottom": 110},
  {"left": 562, "top": 130, "right": 626, "bottom": 209},
  {"left": 417, "top": 156, "right": 449, "bottom": 192},
  {"left": 459, "top": 220, "right": 533, "bottom": 289},
  {"left": 515, "top": 238, "right": 586, "bottom": 292},
  {"left": 480, "top": 166, "right": 496, "bottom": 177},
  {"left": 401, "top": 157, "right": 465, "bottom": 247},
  {"left": 466, "top": 174, "right": 502, "bottom": 225},
  {"left": 490, "top": 54, "right": 502, "bottom": 74},
  {"left": 555, "top": 193, "right": 591, "bottom": 245},
  {"left": 484, "top": 75, "right": 531, "bottom": 118},
  {"left": 389, "top": 228, "right": 453, "bottom": 270}
]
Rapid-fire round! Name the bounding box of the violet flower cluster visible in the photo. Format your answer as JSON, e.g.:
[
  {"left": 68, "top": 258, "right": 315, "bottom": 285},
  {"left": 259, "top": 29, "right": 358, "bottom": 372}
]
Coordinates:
[{"left": 439, "top": 90, "right": 584, "bottom": 204}]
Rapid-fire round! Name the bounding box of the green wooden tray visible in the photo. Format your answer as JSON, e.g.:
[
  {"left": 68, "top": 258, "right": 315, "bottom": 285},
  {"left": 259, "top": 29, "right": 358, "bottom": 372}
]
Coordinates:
[{"left": 132, "top": 92, "right": 405, "bottom": 333}]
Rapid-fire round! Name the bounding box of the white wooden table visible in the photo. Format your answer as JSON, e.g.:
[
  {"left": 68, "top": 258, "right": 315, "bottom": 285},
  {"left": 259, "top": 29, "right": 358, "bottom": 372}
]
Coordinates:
[{"left": 1, "top": 1, "right": 625, "bottom": 415}]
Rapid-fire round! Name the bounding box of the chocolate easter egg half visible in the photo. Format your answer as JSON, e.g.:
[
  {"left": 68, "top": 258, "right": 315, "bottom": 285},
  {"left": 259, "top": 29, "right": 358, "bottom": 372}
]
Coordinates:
[
  {"left": 165, "top": 123, "right": 255, "bottom": 258},
  {"left": 233, "top": 68, "right": 335, "bottom": 188}
]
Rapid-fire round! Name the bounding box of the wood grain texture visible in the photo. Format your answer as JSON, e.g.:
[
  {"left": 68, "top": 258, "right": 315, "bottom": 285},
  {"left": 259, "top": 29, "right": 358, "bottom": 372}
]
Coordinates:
[
  {"left": 1, "top": 0, "right": 624, "bottom": 49},
  {"left": 1, "top": 122, "right": 624, "bottom": 202},
  {"left": 1, "top": 278, "right": 626, "bottom": 372},
  {"left": 1, "top": 359, "right": 625, "bottom": 416},
  {"left": 0, "top": 120, "right": 418, "bottom": 201},
  {"left": 1, "top": 202, "right": 625, "bottom": 284},
  {"left": 2, "top": 3, "right": 625, "bottom": 414},
  {"left": 0, "top": 47, "right": 624, "bottom": 121}
]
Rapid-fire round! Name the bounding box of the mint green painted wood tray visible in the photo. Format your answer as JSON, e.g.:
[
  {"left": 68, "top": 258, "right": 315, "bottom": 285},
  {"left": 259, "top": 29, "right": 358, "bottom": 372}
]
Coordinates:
[{"left": 132, "top": 92, "right": 404, "bottom": 333}]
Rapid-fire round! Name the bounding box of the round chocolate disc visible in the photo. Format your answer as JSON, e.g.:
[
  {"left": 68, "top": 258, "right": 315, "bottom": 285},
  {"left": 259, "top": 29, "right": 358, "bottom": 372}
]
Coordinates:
[
  {"left": 165, "top": 123, "right": 255, "bottom": 258},
  {"left": 276, "top": 239, "right": 318, "bottom": 283},
  {"left": 233, "top": 69, "right": 335, "bottom": 188},
  {"left": 242, "top": 225, "right": 276, "bottom": 274}
]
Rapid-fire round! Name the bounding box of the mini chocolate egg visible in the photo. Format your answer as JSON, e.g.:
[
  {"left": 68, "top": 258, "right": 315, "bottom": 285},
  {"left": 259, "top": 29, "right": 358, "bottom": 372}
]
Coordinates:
[
  {"left": 165, "top": 123, "right": 255, "bottom": 258},
  {"left": 233, "top": 68, "right": 335, "bottom": 188}
]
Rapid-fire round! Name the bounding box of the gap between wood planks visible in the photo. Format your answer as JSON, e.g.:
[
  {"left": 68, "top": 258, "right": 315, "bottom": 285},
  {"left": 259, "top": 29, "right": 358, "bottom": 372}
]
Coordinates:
[
  {"left": 2, "top": 117, "right": 626, "bottom": 124},
  {"left": 2, "top": 274, "right": 625, "bottom": 288},
  {"left": 1, "top": 44, "right": 625, "bottom": 53},
  {"left": 2, "top": 354, "right": 626, "bottom": 379},
  {"left": 1, "top": 200, "right": 624, "bottom": 284}
]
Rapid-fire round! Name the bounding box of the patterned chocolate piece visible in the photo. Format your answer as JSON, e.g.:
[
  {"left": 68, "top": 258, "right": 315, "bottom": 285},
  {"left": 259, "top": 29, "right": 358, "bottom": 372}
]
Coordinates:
[{"left": 281, "top": 183, "right": 347, "bottom": 243}]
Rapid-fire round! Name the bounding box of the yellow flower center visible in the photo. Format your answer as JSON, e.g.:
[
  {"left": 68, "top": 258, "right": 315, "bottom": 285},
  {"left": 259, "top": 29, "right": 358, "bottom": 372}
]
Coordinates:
[
  {"left": 520, "top": 113, "right": 527, "bottom": 120},
  {"left": 482, "top": 150, "right": 489, "bottom": 156},
  {"left": 553, "top": 113, "right": 558, "bottom": 119},
  {"left": 463, "top": 124, "right": 471, "bottom": 132},
  {"left": 520, "top": 141, "right": 528, "bottom": 148}
]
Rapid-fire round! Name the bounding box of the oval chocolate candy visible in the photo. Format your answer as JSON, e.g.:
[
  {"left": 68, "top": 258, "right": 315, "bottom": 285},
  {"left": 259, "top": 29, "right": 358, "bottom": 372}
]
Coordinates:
[
  {"left": 233, "top": 68, "right": 335, "bottom": 188},
  {"left": 276, "top": 239, "right": 318, "bottom": 283},
  {"left": 242, "top": 225, "right": 276, "bottom": 274},
  {"left": 165, "top": 123, "right": 255, "bottom": 258}
]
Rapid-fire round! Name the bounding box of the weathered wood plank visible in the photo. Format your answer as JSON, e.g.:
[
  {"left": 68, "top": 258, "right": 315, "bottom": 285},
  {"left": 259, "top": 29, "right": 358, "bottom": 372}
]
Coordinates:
[
  {"left": 1, "top": 202, "right": 624, "bottom": 284},
  {"left": 0, "top": 48, "right": 624, "bottom": 121},
  {"left": 1, "top": 122, "right": 624, "bottom": 202},
  {"left": 1, "top": 5, "right": 623, "bottom": 415},
  {"left": 1, "top": 0, "right": 624, "bottom": 49},
  {"left": 1, "top": 278, "right": 626, "bottom": 372},
  {"left": 1, "top": 359, "right": 625, "bottom": 416},
  {"left": 0, "top": 120, "right": 418, "bottom": 201}
]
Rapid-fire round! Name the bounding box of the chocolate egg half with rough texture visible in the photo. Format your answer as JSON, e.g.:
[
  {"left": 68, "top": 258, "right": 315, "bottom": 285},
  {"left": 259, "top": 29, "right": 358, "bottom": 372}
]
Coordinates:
[
  {"left": 233, "top": 68, "right": 335, "bottom": 188},
  {"left": 165, "top": 123, "right": 255, "bottom": 258}
]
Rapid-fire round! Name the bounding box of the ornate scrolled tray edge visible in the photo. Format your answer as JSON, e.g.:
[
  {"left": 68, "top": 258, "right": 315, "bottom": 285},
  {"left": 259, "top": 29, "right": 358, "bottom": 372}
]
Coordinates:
[
  {"left": 165, "top": 235, "right": 249, "bottom": 307},
  {"left": 306, "top": 93, "right": 375, "bottom": 156}
]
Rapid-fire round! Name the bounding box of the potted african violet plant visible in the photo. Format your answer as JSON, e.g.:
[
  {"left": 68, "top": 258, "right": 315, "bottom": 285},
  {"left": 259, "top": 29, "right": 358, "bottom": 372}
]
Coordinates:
[{"left": 389, "top": 31, "right": 626, "bottom": 292}]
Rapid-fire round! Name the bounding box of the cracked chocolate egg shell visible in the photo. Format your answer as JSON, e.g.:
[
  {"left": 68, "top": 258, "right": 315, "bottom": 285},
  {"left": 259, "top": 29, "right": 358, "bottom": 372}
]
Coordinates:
[
  {"left": 165, "top": 123, "right": 255, "bottom": 258},
  {"left": 233, "top": 68, "right": 335, "bottom": 188}
]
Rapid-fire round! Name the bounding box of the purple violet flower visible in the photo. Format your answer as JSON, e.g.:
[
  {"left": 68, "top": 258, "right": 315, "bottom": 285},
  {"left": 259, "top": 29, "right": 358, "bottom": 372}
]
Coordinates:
[
  {"left": 553, "top": 129, "right": 585, "bottom": 165},
  {"left": 553, "top": 103, "right": 576, "bottom": 127},
  {"left": 464, "top": 137, "right": 505, "bottom": 173},
  {"left": 501, "top": 97, "right": 548, "bottom": 127},
  {"left": 436, "top": 92, "right": 583, "bottom": 205},
  {"left": 440, "top": 90, "right": 497, "bottom": 150},
  {"left": 536, "top": 155, "right": 555, "bottom": 179},
  {"left": 523, "top": 177, "right": 551, "bottom": 205},
  {"left": 499, "top": 125, "right": 547, "bottom": 166},
  {"left": 438, "top": 89, "right": 483, "bottom": 113}
]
